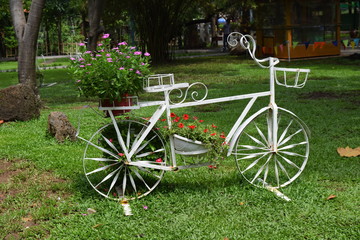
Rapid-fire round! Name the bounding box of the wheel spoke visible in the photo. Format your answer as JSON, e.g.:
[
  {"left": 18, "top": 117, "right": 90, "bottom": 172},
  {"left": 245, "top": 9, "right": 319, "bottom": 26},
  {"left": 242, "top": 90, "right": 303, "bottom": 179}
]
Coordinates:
[
  {"left": 240, "top": 153, "right": 269, "bottom": 173},
  {"left": 80, "top": 136, "right": 119, "bottom": 159},
  {"left": 134, "top": 135, "right": 157, "bottom": 155},
  {"left": 122, "top": 168, "right": 127, "bottom": 197},
  {"left": 126, "top": 122, "right": 131, "bottom": 148},
  {"left": 277, "top": 120, "right": 293, "bottom": 145},
  {"left": 245, "top": 132, "right": 267, "bottom": 147},
  {"left": 84, "top": 157, "right": 117, "bottom": 162},
  {"left": 274, "top": 156, "right": 280, "bottom": 188},
  {"left": 262, "top": 164, "right": 269, "bottom": 187},
  {"left": 276, "top": 157, "right": 291, "bottom": 180},
  {"left": 128, "top": 170, "right": 137, "bottom": 193},
  {"left": 237, "top": 145, "right": 268, "bottom": 151},
  {"left": 95, "top": 165, "right": 123, "bottom": 188},
  {"left": 278, "top": 129, "right": 302, "bottom": 147},
  {"left": 235, "top": 151, "right": 269, "bottom": 159},
  {"left": 107, "top": 169, "right": 121, "bottom": 197},
  {"left": 132, "top": 168, "right": 151, "bottom": 190},
  {"left": 277, "top": 153, "right": 301, "bottom": 170},
  {"left": 136, "top": 148, "right": 165, "bottom": 158},
  {"left": 250, "top": 154, "right": 272, "bottom": 184},
  {"left": 86, "top": 162, "right": 120, "bottom": 176},
  {"left": 279, "top": 150, "right": 305, "bottom": 158},
  {"left": 278, "top": 141, "right": 307, "bottom": 151},
  {"left": 101, "top": 134, "right": 119, "bottom": 153},
  {"left": 254, "top": 122, "right": 269, "bottom": 146}
]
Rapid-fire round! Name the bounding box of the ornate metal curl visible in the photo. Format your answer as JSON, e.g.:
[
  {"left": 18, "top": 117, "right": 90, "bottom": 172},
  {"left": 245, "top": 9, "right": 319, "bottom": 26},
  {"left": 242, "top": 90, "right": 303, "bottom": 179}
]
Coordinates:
[
  {"left": 168, "top": 82, "right": 208, "bottom": 105},
  {"left": 227, "top": 32, "right": 279, "bottom": 69}
]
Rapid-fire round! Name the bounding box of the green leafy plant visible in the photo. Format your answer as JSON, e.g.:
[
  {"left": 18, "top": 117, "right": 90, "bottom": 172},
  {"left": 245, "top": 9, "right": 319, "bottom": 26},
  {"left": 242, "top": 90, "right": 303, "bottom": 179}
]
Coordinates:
[
  {"left": 68, "top": 33, "right": 152, "bottom": 100},
  {"left": 160, "top": 112, "right": 228, "bottom": 162}
]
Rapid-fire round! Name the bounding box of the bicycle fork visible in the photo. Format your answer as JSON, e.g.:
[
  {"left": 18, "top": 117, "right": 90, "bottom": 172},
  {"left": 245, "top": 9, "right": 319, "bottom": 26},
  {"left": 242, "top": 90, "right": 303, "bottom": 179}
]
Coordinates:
[{"left": 268, "top": 57, "right": 279, "bottom": 153}]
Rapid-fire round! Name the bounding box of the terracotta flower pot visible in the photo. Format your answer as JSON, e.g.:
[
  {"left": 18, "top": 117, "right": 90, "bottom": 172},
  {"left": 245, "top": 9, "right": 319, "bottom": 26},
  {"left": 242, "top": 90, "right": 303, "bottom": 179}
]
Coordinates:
[{"left": 101, "top": 94, "right": 133, "bottom": 116}]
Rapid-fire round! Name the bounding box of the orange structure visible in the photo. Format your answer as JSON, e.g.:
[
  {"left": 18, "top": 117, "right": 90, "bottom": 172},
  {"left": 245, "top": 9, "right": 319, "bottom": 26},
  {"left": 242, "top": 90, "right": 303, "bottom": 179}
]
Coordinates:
[{"left": 255, "top": 0, "right": 340, "bottom": 59}]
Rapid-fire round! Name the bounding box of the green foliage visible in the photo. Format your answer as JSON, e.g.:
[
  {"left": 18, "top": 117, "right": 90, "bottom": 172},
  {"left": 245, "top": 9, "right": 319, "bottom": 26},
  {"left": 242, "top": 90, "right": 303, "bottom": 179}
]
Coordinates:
[
  {"left": 158, "top": 112, "right": 227, "bottom": 161},
  {"left": 0, "top": 55, "right": 360, "bottom": 239},
  {"left": 68, "top": 34, "right": 152, "bottom": 100}
]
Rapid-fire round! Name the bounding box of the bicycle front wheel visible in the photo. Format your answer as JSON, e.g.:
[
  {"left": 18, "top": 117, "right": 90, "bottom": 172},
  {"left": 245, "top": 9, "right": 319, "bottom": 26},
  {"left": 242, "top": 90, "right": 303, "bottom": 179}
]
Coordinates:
[
  {"left": 234, "top": 107, "right": 310, "bottom": 188},
  {"left": 83, "top": 120, "right": 167, "bottom": 200}
]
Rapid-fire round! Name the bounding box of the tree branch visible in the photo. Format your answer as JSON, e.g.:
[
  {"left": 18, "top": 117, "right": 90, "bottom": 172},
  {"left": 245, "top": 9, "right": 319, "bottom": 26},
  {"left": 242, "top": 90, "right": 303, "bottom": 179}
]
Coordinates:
[{"left": 9, "top": 0, "right": 26, "bottom": 41}]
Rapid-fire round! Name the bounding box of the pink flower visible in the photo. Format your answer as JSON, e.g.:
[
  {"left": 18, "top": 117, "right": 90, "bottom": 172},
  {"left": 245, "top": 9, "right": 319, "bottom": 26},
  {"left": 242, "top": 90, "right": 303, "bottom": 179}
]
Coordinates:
[
  {"left": 86, "top": 64, "right": 92, "bottom": 66},
  {"left": 79, "top": 65, "right": 85, "bottom": 67},
  {"left": 119, "top": 67, "right": 125, "bottom": 70},
  {"left": 129, "top": 68, "right": 133, "bottom": 71},
  {"left": 112, "top": 47, "right": 119, "bottom": 50},
  {"left": 143, "top": 205, "right": 148, "bottom": 210},
  {"left": 118, "top": 41, "right": 127, "bottom": 45},
  {"left": 130, "top": 47, "right": 136, "bottom": 50},
  {"left": 76, "top": 80, "right": 81, "bottom": 83},
  {"left": 79, "top": 43, "right": 85, "bottom": 46},
  {"left": 85, "top": 51, "right": 91, "bottom": 54},
  {"left": 98, "top": 43, "right": 103, "bottom": 47},
  {"left": 118, "top": 153, "right": 124, "bottom": 157},
  {"left": 136, "top": 70, "right": 141, "bottom": 75},
  {"left": 141, "top": 62, "right": 145, "bottom": 65},
  {"left": 106, "top": 53, "right": 111, "bottom": 57},
  {"left": 126, "top": 56, "right": 130, "bottom": 59},
  {"left": 96, "top": 54, "right": 102, "bottom": 57},
  {"left": 70, "top": 57, "right": 75, "bottom": 60},
  {"left": 144, "top": 52, "right": 150, "bottom": 56},
  {"left": 134, "top": 51, "right": 142, "bottom": 55},
  {"left": 107, "top": 58, "right": 113, "bottom": 62},
  {"left": 102, "top": 33, "right": 110, "bottom": 39}
]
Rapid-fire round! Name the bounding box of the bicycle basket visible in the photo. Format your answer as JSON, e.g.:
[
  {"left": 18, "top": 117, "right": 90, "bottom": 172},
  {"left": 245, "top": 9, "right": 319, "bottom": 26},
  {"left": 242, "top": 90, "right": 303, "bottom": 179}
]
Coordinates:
[
  {"left": 143, "top": 73, "right": 175, "bottom": 91},
  {"left": 274, "top": 67, "right": 310, "bottom": 88}
]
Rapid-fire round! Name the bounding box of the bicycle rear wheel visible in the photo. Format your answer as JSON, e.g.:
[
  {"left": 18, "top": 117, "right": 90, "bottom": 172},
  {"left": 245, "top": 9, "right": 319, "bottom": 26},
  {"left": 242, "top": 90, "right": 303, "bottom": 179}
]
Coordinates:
[
  {"left": 83, "top": 120, "right": 167, "bottom": 200},
  {"left": 234, "top": 107, "right": 309, "bottom": 188}
]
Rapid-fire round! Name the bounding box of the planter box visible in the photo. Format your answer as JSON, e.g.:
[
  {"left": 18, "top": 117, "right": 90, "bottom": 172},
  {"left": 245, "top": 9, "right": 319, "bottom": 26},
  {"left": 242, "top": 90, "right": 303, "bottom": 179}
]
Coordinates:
[{"left": 173, "top": 134, "right": 209, "bottom": 156}]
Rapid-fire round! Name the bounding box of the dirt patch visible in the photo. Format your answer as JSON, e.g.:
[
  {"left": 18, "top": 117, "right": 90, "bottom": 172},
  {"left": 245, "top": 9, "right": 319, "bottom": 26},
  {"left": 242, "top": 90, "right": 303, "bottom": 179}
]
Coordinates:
[{"left": 0, "top": 159, "right": 71, "bottom": 239}]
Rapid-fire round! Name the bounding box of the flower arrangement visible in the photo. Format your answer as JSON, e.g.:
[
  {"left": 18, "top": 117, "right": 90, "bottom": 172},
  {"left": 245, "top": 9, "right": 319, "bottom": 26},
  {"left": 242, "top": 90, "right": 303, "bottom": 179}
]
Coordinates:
[
  {"left": 69, "top": 33, "right": 152, "bottom": 101},
  {"left": 159, "top": 112, "right": 228, "bottom": 161}
]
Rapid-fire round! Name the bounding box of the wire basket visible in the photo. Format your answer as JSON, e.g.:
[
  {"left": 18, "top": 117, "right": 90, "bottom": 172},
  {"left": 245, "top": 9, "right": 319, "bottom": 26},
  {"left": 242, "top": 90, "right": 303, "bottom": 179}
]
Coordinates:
[
  {"left": 144, "top": 73, "right": 175, "bottom": 90},
  {"left": 274, "top": 67, "right": 310, "bottom": 88}
]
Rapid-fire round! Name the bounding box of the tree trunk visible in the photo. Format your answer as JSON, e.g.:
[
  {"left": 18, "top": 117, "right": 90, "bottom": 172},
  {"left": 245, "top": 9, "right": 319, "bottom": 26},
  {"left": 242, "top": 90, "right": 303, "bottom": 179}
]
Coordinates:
[
  {"left": 87, "top": 0, "right": 106, "bottom": 52},
  {"left": 10, "top": 0, "right": 46, "bottom": 92},
  {"left": 57, "top": 15, "right": 63, "bottom": 55}
]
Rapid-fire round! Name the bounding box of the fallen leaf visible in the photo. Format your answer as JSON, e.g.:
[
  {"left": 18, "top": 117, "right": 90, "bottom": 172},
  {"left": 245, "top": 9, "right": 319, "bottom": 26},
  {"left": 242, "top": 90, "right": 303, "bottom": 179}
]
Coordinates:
[
  {"left": 92, "top": 224, "right": 103, "bottom": 228},
  {"left": 326, "top": 194, "right": 336, "bottom": 200},
  {"left": 239, "top": 202, "right": 245, "bottom": 206},
  {"left": 87, "top": 208, "right": 96, "bottom": 214},
  {"left": 0, "top": 120, "right": 4, "bottom": 124},
  {"left": 337, "top": 146, "right": 360, "bottom": 157},
  {"left": 21, "top": 216, "right": 33, "bottom": 222}
]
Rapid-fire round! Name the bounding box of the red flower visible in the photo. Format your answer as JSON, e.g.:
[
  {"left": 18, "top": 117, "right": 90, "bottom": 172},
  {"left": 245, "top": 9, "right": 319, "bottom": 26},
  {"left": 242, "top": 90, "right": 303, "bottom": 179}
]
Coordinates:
[
  {"left": 188, "top": 125, "right": 196, "bottom": 129},
  {"left": 212, "top": 124, "right": 217, "bottom": 128},
  {"left": 183, "top": 114, "right": 189, "bottom": 120},
  {"left": 220, "top": 133, "right": 226, "bottom": 139},
  {"left": 199, "top": 120, "right": 204, "bottom": 123},
  {"left": 204, "top": 129, "right": 209, "bottom": 133},
  {"left": 118, "top": 153, "right": 125, "bottom": 156},
  {"left": 155, "top": 158, "right": 162, "bottom": 163},
  {"left": 109, "top": 138, "right": 113, "bottom": 143},
  {"left": 178, "top": 123, "right": 184, "bottom": 128},
  {"left": 174, "top": 117, "right": 181, "bottom": 122},
  {"left": 211, "top": 133, "right": 217, "bottom": 136},
  {"left": 170, "top": 112, "right": 176, "bottom": 118},
  {"left": 161, "top": 118, "right": 166, "bottom": 121}
]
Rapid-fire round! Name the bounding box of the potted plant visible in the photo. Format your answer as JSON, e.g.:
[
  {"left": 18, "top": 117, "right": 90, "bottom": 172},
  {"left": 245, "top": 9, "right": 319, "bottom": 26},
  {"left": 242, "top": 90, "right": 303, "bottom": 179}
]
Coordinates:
[
  {"left": 159, "top": 112, "right": 228, "bottom": 162},
  {"left": 69, "top": 33, "right": 152, "bottom": 114}
]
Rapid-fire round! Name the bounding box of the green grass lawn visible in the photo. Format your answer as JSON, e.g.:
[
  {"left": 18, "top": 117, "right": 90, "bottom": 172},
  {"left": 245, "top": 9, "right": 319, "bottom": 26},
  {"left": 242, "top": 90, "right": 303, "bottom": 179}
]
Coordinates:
[
  {"left": 0, "top": 55, "right": 359, "bottom": 239},
  {"left": 0, "top": 57, "right": 70, "bottom": 71}
]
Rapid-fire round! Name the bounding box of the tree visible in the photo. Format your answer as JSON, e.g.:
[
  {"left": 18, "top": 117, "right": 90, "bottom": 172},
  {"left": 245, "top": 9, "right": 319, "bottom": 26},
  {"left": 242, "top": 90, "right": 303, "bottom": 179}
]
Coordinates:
[
  {"left": 10, "top": 0, "right": 46, "bottom": 91},
  {"left": 87, "top": 0, "right": 106, "bottom": 52},
  {"left": 127, "top": 0, "right": 196, "bottom": 64}
]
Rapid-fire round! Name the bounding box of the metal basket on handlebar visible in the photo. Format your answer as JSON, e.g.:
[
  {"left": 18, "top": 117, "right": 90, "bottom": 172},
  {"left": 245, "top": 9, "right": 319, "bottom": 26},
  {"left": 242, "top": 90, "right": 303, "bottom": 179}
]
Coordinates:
[
  {"left": 274, "top": 67, "right": 310, "bottom": 88},
  {"left": 143, "top": 73, "right": 175, "bottom": 91}
]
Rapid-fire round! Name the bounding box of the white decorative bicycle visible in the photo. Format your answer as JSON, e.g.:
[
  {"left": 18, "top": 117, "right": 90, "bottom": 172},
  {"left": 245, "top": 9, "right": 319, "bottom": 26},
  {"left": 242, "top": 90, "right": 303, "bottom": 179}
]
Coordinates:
[{"left": 77, "top": 32, "right": 311, "bottom": 200}]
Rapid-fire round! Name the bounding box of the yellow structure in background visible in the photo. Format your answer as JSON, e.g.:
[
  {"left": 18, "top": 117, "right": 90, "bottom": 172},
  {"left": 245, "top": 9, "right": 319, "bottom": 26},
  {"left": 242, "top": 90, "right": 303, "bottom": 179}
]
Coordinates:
[{"left": 255, "top": 0, "right": 340, "bottom": 59}]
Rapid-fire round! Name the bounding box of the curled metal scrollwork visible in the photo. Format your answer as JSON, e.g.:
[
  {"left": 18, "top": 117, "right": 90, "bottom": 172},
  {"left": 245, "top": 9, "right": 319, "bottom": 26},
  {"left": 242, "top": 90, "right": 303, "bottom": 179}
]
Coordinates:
[
  {"left": 227, "top": 32, "right": 279, "bottom": 69},
  {"left": 169, "top": 82, "right": 208, "bottom": 105}
]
